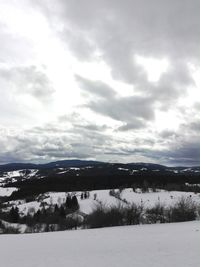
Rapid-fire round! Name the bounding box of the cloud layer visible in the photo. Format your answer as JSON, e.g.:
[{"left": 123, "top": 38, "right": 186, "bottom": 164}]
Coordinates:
[{"left": 0, "top": 0, "right": 199, "bottom": 165}]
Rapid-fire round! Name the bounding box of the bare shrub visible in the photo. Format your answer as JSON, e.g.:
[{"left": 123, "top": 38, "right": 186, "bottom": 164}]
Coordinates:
[
  {"left": 169, "top": 196, "right": 196, "bottom": 222},
  {"left": 85, "top": 203, "right": 124, "bottom": 228},
  {"left": 145, "top": 202, "right": 166, "bottom": 224},
  {"left": 124, "top": 203, "right": 143, "bottom": 225}
]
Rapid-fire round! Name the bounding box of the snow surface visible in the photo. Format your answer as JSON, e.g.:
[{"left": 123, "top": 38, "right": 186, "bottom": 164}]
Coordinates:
[
  {"left": 17, "top": 201, "right": 41, "bottom": 215},
  {"left": 78, "top": 189, "right": 121, "bottom": 214},
  {"left": 1, "top": 220, "right": 27, "bottom": 233},
  {"left": 0, "top": 187, "right": 18, "bottom": 197},
  {"left": 120, "top": 188, "right": 200, "bottom": 207},
  {"left": 5, "top": 189, "right": 200, "bottom": 216},
  {"left": 0, "top": 221, "right": 199, "bottom": 267},
  {"left": 6, "top": 170, "right": 22, "bottom": 177}
]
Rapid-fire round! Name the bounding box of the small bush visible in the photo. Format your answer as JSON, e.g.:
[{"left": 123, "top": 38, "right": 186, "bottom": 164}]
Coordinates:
[
  {"left": 146, "top": 202, "right": 166, "bottom": 224},
  {"left": 86, "top": 203, "right": 124, "bottom": 228},
  {"left": 169, "top": 196, "right": 196, "bottom": 222},
  {"left": 85, "top": 204, "right": 107, "bottom": 228},
  {"left": 124, "top": 203, "right": 142, "bottom": 225}
]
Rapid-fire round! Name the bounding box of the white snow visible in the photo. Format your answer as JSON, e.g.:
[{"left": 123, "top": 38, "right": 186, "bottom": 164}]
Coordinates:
[
  {"left": 78, "top": 190, "right": 123, "bottom": 214},
  {"left": 57, "top": 170, "right": 68, "bottom": 174},
  {"left": 130, "top": 169, "right": 139, "bottom": 174},
  {"left": 17, "top": 201, "right": 41, "bottom": 215},
  {"left": 0, "top": 220, "right": 27, "bottom": 233},
  {"left": 118, "top": 167, "right": 129, "bottom": 171},
  {"left": 0, "top": 169, "right": 39, "bottom": 186},
  {"left": 77, "top": 189, "right": 200, "bottom": 213},
  {"left": 6, "top": 170, "right": 23, "bottom": 177},
  {"left": 185, "top": 183, "right": 200, "bottom": 187},
  {"left": 27, "top": 169, "right": 38, "bottom": 177},
  {"left": 120, "top": 188, "right": 200, "bottom": 207},
  {"left": 45, "top": 192, "right": 67, "bottom": 206},
  {"left": 6, "top": 189, "right": 200, "bottom": 216},
  {"left": 0, "top": 187, "right": 18, "bottom": 197},
  {"left": 0, "top": 221, "right": 199, "bottom": 267}
]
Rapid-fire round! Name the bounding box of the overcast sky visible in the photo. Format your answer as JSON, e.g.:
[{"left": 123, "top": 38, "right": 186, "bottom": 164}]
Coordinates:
[{"left": 0, "top": 0, "right": 199, "bottom": 166}]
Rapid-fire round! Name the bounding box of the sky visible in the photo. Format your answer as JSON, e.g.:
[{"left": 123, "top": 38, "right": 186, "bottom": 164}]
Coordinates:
[{"left": 0, "top": 0, "right": 199, "bottom": 166}]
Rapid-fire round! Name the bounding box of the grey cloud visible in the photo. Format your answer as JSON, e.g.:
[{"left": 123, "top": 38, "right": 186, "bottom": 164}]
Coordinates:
[
  {"left": 76, "top": 75, "right": 116, "bottom": 99},
  {"left": 73, "top": 123, "right": 109, "bottom": 132},
  {"left": 63, "top": 30, "right": 97, "bottom": 61},
  {"left": 36, "top": 0, "right": 199, "bottom": 112},
  {"left": 116, "top": 120, "right": 146, "bottom": 131},
  {"left": 120, "top": 141, "right": 200, "bottom": 166},
  {"left": 0, "top": 0, "right": 199, "bottom": 166},
  {"left": 159, "top": 130, "right": 178, "bottom": 139},
  {"left": 179, "top": 120, "right": 200, "bottom": 134},
  {"left": 57, "top": 112, "right": 109, "bottom": 132},
  {"left": 159, "top": 142, "right": 200, "bottom": 166},
  {"left": 0, "top": 23, "right": 34, "bottom": 65},
  {"left": 0, "top": 66, "right": 54, "bottom": 102},
  {"left": 194, "top": 102, "right": 200, "bottom": 111},
  {"left": 0, "top": 116, "right": 113, "bottom": 163},
  {"left": 0, "top": 116, "right": 199, "bottom": 166},
  {"left": 77, "top": 76, "right": 154, "bottom": 126},
  {"left": 190, "top": 122, "right": 200, "bottom": 132},
  {"left": 88, "top": 95, "right": 154, "bottom": 121},
  {"left": 45, "top": 0, "right": 200, "bottom": 72}
]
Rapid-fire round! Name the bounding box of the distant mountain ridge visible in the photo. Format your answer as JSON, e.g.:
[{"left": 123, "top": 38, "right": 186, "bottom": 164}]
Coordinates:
[
  {"left": 0, "top": 160, "right": 102, "bottom": 172},
  {"left": 0, "top": 159, "right": 199, "bottom": 172},
  {"left": 0, "top": 159, "right": 199, "bottom": 200}
]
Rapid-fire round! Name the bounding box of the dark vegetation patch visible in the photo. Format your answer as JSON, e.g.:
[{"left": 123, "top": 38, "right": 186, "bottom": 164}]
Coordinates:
[{"left": 4, "top": 169, "right": 200, "bottom": 202}]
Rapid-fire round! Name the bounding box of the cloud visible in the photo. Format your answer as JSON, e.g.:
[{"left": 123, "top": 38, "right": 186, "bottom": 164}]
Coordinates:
[
  {"left": 0, "top": 0, "right": 199, "bottom": 166},
  {"left": 76, "top": 76, "right": 154, "bottom": 127},
  {"left": 36, "top": 0, "right": 199, "bottom": 113},
  {"left": 117, "top": 121, "right": 146, "bottom": 131},
  {"left": 0, "top": 66, "right": 54, "bottom": 102},
  {"left": 43, "top": 0, "right": 200, "bottom": 72}
]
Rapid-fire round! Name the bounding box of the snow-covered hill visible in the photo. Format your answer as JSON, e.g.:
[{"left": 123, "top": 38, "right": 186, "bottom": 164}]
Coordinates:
[
  {"left": 0, "top": 160, "right": 199, "bottom": 188},
  {"left": 0, "top": 169, "right": 39, "bottom": 186},
  {"left": 5, "top": 188, "right": 200, "bottom": 216},
  {"left": 0, "top": 221, "right": 199, "bottom": 267}
]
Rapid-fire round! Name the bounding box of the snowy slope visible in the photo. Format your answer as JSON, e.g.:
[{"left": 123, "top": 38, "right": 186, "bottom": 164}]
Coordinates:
[
  {"left": 6, "top": 188, "right": 200, "bottom": 216},
  {"left": 120, "top": 188, "right": 200, "bottom": 207},
  {"left": 0, "top": 187, "right": 18, "bottom": 197},
  {"left": 0, "top": 221, "right": 199, "bottom": 267},
  {"left": 0, "top": 169, "right": 39, "bottom": 186}
]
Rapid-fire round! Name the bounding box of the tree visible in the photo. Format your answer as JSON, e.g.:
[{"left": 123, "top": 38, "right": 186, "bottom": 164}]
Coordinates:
[
  {"left": 34, "top": 209, "right": 41, "bottom": 223},
  {"left": 54, "top": 204, "right": 59, "bottom": 213},
  {"left": 71, "top": 195, "right": 79, "bottom": 210},
  {"left": 66, "top": 195, "right": 72, "bottom": 209},
  {"left": 59, "top": 205, "right": 66, "bottom": 218},
  {"left": 9, "top": 207, "right": 19, "bottom": 223}
]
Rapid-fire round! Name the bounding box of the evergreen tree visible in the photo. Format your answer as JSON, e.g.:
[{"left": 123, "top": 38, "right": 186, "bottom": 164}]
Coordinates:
[
  {"left": 59, "top": 205, "right": 66, "bottom": 218},
  {"left": 9, "top": 207, "right": 19, "bottom": 223},
  {"left": 71, "top": 195, "right": 79, "bottom": 210},
  {"left": 66, "top": 195, "right": 72, "bottom": 209},
  {"left": 34, "top": 209, "right": 41, "bottom": 223},
  {"left": 54, "top": 204, "right": 59, "bottom": 213}
]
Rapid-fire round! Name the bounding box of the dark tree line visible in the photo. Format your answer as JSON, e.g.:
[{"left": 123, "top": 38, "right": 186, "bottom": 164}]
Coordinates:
[{"left": 4, "top": 170, "right": 200, "bottom": 202}]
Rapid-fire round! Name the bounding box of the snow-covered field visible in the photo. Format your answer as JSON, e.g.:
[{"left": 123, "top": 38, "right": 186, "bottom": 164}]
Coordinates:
[
  {"left": 9, "top": 188, "right": 200, "bottom": 216},
  {"left": 0, "top": 187, "right": 18, "bottom": 197},
  {"left": 0, "top": 221, "right": 199, "bottom": 267},
  {"left": 0, "top": 169, "right": 39, "bottom": 186}
]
